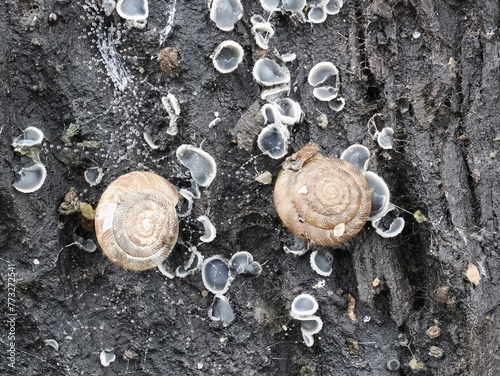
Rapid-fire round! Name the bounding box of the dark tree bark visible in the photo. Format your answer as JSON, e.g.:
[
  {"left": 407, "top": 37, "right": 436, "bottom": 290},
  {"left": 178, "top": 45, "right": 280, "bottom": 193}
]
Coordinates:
[{"left": 1, "top": 0, "right": 499, "bottom": 375}]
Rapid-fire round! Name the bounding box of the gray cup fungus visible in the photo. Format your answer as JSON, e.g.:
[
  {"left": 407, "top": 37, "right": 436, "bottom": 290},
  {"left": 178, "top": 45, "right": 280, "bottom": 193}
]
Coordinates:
[
  {"left": 94, "top": 171, "right": 179, "bottom": 271},
  {"left": 274, "top": 142, "right": 372, "bottom": 246},
  {"left": 308, "top": 62, "right": 340, "bottom": 102},
  {"left": 202, "top": 256, "right": 233, "bottom": 295},
  {"left": 340, "top": 144, "right": 370, "bottom": 173},
  {"left": 290, "top": 293, "right": 323, "bottom": 347},
  {"left": 12, "top": 126, "right": 44, "bottom": 153},
  {"left": 176, "top": 145, "right": 217, "bottom": 187},
  {"left": 116, "top": 0, "right": 148, "bottom": 20},
  {"left": 257, "top": 123, "right": 290, "bottom": 159},
  {"left": 212, "top": 40, "right": 244, "bottom": 74},
  {"left": 209, "top": 0, "right": 243, "bottom": 31},
  {"left": 13, "top": 162, "right": 47, "bottom": 193},
  {"left": 253, "top": 58, "right": 290, "bottom": 87}
]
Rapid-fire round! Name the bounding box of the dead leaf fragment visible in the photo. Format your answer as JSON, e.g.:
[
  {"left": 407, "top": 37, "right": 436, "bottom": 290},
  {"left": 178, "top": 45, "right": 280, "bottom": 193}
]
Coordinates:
[{"left": 466, "top": 264, "right": 481, "bottom": 286}]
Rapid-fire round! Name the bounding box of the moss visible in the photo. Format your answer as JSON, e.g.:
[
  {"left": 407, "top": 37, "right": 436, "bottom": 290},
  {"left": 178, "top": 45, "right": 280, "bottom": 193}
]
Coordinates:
[
  {"left": 414, "top": 210, "right": 431, "bottom": 224},
  {"left": 299, "top": 366, "right": 316, "bottom": 376},
  {"left": 77, "top": 140, "right": 103, "bottom": 150},
  {"left": 61, "top": 121, "right": 80, "bottom": 146},
  {"left": 79, "top": 202, "right": 95, "bottom": 220}
]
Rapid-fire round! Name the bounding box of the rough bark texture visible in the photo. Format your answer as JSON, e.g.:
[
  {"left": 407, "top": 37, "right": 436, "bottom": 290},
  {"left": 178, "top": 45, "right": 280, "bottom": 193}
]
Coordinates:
[{"left": 1, "top": 0, "right": 499, "bottom": 375}]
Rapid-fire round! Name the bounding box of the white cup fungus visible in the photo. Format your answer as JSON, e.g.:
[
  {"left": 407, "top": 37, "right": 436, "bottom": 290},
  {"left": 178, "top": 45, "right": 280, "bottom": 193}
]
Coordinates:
[
  {"left": 116, "top": 0, "right": 148, "bottom": 20},
  {"left": 13, "top": 162, "right": 47, "bottom": 193},
  {"left": 212, "top": 40, "right": 244, "bottom": 73},
  {"left": 209, "top": 0, "right": 243, "bottom": 31},
  {"left": 257, "top": 123, "right": 290, "bottom": 159},
  {"left": 253, "top": 58, "right": 291, "bottom": 87},
  {"left": 308, "top": 6, "right": 327, "bottom": 24},
  {"left": 176, "top": 145, "right": 217, "bottom": 187},
  {"left": 340, "top": 144, "right": 370, "bottom": 173}
]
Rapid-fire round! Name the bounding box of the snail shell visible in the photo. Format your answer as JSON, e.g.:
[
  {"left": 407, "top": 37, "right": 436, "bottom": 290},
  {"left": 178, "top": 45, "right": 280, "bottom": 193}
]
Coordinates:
[
  {"left": 274, "top": 142, "right": 372, "bottom": 246},
  {"left": 95, "top": 171, "right": 179, "bottom": 271}
]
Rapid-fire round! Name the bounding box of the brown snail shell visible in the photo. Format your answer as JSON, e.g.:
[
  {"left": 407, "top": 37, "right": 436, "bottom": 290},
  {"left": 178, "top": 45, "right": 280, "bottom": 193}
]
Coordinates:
[
  {"left": 95, "top": 171, "right": 179, "bottom": 271},
  {"left": 274, "top": 142, "right": 372, "bottom": 246}
]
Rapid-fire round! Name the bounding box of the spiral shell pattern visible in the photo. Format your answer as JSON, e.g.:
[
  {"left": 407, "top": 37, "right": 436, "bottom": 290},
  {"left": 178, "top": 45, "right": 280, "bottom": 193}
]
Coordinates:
[
  {"left": 95, "top": 171, "right": 179, "bottom": 271},
  {"left": 274, "top": 143, "right": 372, "bottom": 246}
]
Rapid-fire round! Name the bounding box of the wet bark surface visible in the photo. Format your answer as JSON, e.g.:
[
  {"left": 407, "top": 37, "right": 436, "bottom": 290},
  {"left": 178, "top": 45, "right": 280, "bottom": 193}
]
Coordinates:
[{"left": 1, "top": 0, "right": 499, "bottom": 375}]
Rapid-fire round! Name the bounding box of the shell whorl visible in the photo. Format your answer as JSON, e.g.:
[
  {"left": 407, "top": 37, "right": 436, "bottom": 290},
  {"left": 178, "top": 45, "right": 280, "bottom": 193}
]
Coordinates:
[
  {"left": 95, "top": 171, "right": 179, "bottom": 271},
  {"left": 274, "top": 143, "right": 372, "bottom": 246}
]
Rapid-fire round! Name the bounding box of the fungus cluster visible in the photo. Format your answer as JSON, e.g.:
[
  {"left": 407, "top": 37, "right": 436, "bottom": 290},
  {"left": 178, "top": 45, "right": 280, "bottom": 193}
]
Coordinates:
[
  {"left": 308, "top": 62, "right": 343, "bottom": 107},
  {"left": 12, "top": 127, "right": 47, "bottom": 193},
  {"left": 290, "top": 294, "right": 323, "bottom": 347},
  {"left": 202, "top": 252, "right": 262, "bottom": 326},
  {"left": 251, "top": 15, "right": 275, "bottom": 50},
  {"left": 256, "top": 98, "right": 303, "bottom": 159},
  {"left": 340, "top": 144, "right": 405, "bottom": 237}
]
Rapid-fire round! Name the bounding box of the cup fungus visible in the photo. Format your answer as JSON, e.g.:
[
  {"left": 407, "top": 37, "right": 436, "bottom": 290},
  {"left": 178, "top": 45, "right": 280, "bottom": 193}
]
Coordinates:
[
  {"left": 251, "top": 17, "right": 275, "bottom": 50},
  {"left": 259, "top": 0, "right": 280, "bottom": 12},
  {"left": 261, "top": 104, "right": 282, "bottom": 125},
  {"left": 362, "top": 171, "right": 391, "bottom": 221},
  {"left": 328, "top": 96, "right": 345, "bottom": 112},
  {"left": 300, "top": 315, "right": 323, "bottom": 335},
  {"left": 197, "top": 215, "right": 217, "bottom": 243},
  {"left": 116, "top": 0, "right": 148, "bottom": 20},
  {"left": 253, "top": 58, "right": 291, "bottom": 87},
  {"left": 291, "top": 293, "right": 318, "bottom": 318},
  {"left": 372, "top": 215, "right": 405, "bottom": 238},
  {"left": 309, "top": 251, "right": 333, "bottom": 276},
  {"left": 176, "top": 145, "right": 217, "bottom": 187},
  {"left": 290, "top": 293, "right": 323, "bottom": 347},
  {"left": 229, "top": 251, "right": 262, "bottom": 276},
  {"left": 308, "top": 62, "right": 340, "bottom": 102},
  {"left": 209, "top": 0, "right": 243, "bottom": 31},
  {"left": 176, "top": 248, "right": 204, "bottom": 277},
  {"left": 284, "top": 235, "right": 309, "bottom": 256},
  {"left": 274, "top": 142, "right": 372, "bottom": 246},
  {"left": 324, "top": 0, "right": 343, "bottom": 14},
  {"left": 177, "top": 188, "right": 195, "bottom": 218},
  {"left": 308, "top": 6, "right": 327, "bottom": 23},
  {"left": 211, "top": 40, "right": 244, "bottom": 74},
  {"left": 282, "top": 0, "right": 307, "bottom": 12},
  {"left": 161, "top": 94, "right": 181, "bottom": 136},
  {"left": 12, "top": 126, "right": 44, "bottom": 154},
  {"left": 100, "top": 349, "right": 116, "bottom": 367},
  {"left": 94, "top": 171, "right": 179, "bottom": 271},
  {"left": 257, "top": 123, "right": 290, "bottom": 159},
  {"left": 202, "top": 256, "right": 234, "bottom": 295},
  {"left": 377, "top": 127, "right": 395, "bottom": 149},
  {"left": 340, "top": 144, "right": 370, "bottom": 173},
  {"left": 13, "top": 161, "right": 47, "bottom": 193},
  {"left": 273, "top": 98, "right": 303, "bottom": 126},
  {"left": 209, "top": 295, "right": 235, "bottom": 327},
  {"left": 44, "top": 339, "right": 59, "bottom": 351},
  {"left": 84, "top": 167, "right": 104, "bottom": 187},
  {"left": 102, "top": 0, "right": 116, "bottom": 16}
]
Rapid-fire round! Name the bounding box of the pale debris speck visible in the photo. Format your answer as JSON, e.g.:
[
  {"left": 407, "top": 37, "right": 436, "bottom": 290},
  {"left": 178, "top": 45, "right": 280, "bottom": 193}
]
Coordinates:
[
  {"left": 298, "top": 185, "right": 308, "bottom": 194},
  {"left": 255, "top": 171, "right": 272, "bottom": 184},
  {"left": 466, "top": 264, "right": 481, "bottom": 285},
  {"left": 333, "top": 223, "right": 345, "bottom": 236},
  {"left": 34, "top": 259, "right": 40, "bottom": 265}
]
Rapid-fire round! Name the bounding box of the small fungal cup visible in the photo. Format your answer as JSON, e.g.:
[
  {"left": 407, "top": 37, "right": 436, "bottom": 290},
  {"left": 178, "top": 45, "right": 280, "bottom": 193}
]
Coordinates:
[{"left": 212, "top": 40, "right": 244, "bottom": 73}]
